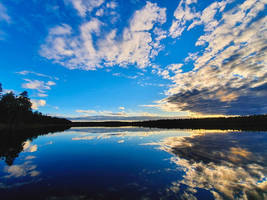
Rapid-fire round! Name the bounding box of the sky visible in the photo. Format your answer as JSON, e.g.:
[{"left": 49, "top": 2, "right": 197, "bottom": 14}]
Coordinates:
[{"left": 0, "top": 0, "right": 266, "bottom": 120}]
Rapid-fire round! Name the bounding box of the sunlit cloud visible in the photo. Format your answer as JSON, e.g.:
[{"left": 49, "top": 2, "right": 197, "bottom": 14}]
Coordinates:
[
  {"left": 156, "top": 0, "right": 267, "bottom": 115},
  {"left": 31, "top": 99, "right": 46, "bottom": 110},
  {"left": 40, "top": 2, "right": 166, "bottom": 70}
]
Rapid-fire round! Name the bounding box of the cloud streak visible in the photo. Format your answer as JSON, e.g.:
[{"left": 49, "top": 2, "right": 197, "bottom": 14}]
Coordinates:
[
  {"left": 31, "top": 99, "right": 46, "bottom": 110},
  {"left": 16, "top": 70, "right": 58, "bottom": 80},
  {"left": 0, "top": 2, "right": 10, "bottom": 23}
]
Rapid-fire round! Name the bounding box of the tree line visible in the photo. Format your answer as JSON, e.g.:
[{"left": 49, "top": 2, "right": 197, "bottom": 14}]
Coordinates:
[
  {"left": 0, "top": 83, "right": 70, "bottom": 127},
  {"left": 71, "top": 115, "right": 267, "bottom": 131}
]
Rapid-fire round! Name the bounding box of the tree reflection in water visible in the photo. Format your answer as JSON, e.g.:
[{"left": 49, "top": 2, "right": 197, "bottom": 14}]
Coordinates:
[{"left": 0, "top": 126, "right": 70, "bottom": 166}]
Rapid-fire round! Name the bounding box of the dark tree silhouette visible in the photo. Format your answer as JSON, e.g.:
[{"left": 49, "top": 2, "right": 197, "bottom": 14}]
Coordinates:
[
  {"left": 0, "top": 83, "right": 70, "bottom": 128},
  {"left": 0, "top": 126, "right": 70, "bottom": 165}
]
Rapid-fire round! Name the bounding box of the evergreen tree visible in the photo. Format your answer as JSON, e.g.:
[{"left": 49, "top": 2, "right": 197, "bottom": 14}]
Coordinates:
[{"left": 0, "top": 83, "right": 70, "bottom": 125}]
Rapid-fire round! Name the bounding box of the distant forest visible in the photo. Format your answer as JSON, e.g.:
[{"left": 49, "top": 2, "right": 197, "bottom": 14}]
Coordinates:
[
  {"left": 0, "top": 83, "right": 70, "bottom": 129},
  {"left": 72, "top": 115, "right": 267, "bottom": 131}
]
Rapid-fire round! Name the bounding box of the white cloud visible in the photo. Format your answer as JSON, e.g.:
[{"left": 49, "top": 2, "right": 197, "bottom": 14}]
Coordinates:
[
  {"left": 106, "top": 2, "right": 117, "bottom": 9},
  {"left": 0, "top": 2, "right": 10, "bottom": 39},
  {"left": 16, "top": 70, "right": 58, "bottom": 80},
  {"left": 21, "top": 78, "right": 56, "bottom": 97},
  {"left": 76, "top": 109, "right": 98, "bottom": 114},
  {"left": 22, "top": 79, "right": 50, "bottom": 92},
  {"left": 0, "top": 2, "right": 10, "bottom": 23},
  {"left": 130, "top": 2, "right": 166, "bottom": 32},
  {"left": 95, "top": 8, "right": 104, "bottom": 16},
  {"left": 112, "top": 72, "right": 138, "bottom": 79},
  {"left": 69, "top": 0, "right": 105, "bottom": 17},
  {"left": 31, "top": 99, "right": 46, "bottom": 110},
  {"left": 157, "top": 0, "right": 267, "bottom": 115},
  {"left": 47, "top": 81, "right": 56, "bottom": 86},
  {"left": 37, "top": 93, "right": 48, "bottom": 97},
  {"left": 76, "top": 109, "right": 127, "bottom": 116},
  {"left": 40, "top": 2, "right": 167, "bottom": 70},
  {"left": 169, "top": 0, "right": 200, "bottom": 38},
  {"left": 18, "top": 71, "right": 58, "bottom": 97},
  {"left": 74, "top": 108, "right": 166, "bottom": 119}
]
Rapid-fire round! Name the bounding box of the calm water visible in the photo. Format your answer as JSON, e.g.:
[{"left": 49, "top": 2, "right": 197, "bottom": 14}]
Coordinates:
[{"left": 0, "top": 127, "right": 266, "bottom": 200}]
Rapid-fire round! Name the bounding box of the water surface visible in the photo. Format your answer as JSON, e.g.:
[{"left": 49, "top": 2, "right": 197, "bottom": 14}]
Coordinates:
[{"left": 0, "top": 127, "right": 266, "bottom": 199}]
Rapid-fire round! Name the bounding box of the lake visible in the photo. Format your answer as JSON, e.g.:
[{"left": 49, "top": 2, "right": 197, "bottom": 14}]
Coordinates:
[{"left": 0, "top": 127, "right": 266, "bottom": 200}]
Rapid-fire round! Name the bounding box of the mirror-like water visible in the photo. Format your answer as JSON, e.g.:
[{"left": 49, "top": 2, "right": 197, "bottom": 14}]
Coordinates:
[{"left": 0, "top": 127, "right": 266, "bottom": 200}]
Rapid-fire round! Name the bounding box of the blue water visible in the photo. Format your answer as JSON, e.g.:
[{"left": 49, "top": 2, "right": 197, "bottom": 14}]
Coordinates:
[{"left": 0, "top": 127, "right": 266, "bottom": 199}]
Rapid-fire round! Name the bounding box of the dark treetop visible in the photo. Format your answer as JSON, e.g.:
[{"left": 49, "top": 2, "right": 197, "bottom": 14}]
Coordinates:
[{"left": 0, "top": 83, "right": 70, "bottom": 129}]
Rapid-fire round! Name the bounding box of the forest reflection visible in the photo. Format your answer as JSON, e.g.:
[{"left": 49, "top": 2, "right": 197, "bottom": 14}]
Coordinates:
[{"left": 0, "top": 126, "right": 70, "bottom": 165}]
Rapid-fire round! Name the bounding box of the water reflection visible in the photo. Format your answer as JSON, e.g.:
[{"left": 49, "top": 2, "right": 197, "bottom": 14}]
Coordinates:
[
  {"left": 0, "top": 126, "right": 70, "bottom": 165},
  {"left": 4, "top": 160, "right": 40, "bottom": 178},
  {"left": 146, "top": 131, "right": 267, "bottom": 199},
  {"left": 0, "top": 127, "right": 266, "bottom": 199}
]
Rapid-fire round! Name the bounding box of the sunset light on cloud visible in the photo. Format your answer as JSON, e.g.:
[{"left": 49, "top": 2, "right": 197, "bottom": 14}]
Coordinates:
[{"left": 0, "top": 0, "right": 266, "bottom": 120}]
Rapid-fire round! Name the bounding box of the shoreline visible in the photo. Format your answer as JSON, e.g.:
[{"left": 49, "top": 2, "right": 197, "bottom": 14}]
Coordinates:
[
  {"left": 1, "top": 115, "right": 267, "bottom": 131},
  {"left": 0, "top": 123, "right": 71, "bottom": 131},
  {"left": 70, "top": 115, "right": 267, "bottom": 131}
]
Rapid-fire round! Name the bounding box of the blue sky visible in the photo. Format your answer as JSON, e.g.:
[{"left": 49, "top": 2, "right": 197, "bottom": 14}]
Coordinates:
[{"left": 0, "top": 0, "right": 266, "bottom": 120}]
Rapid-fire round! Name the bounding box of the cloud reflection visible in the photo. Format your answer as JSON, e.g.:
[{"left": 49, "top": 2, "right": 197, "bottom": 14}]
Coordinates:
[
  {"left": 4, "top": 161, "right": 40, "bottom": 178},
  {"left": 23, "top": 140, "right": 38, "bottom": 153},
  {"left": 145, "top": 131, "right": 267, "bottom": 199}
]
